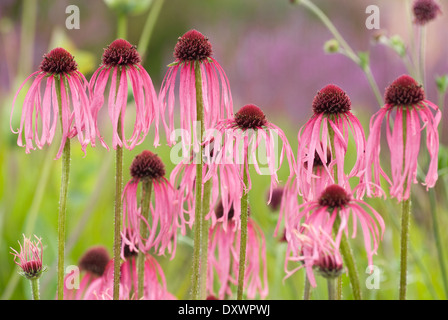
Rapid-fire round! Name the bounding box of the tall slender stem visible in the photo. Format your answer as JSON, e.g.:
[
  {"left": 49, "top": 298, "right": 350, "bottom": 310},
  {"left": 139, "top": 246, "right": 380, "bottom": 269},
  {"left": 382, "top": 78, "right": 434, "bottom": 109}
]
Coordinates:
[
  {"left": 117, "top": 13, "right": 127, "bottom": 39},
  {"left": 191, "top": 61, "right": 205, "bottom": 300},
  {"left": 237, "top": 149, "right": 249, "bottom": 300},
  {"left": 113, "top": 66, "right": 124, "bottom": 300},
  {"left": 418, "top": 26, "right": 426, "bottom": 88},
  {"left": 30, "top": 279, "right": 40, "bottom": 300},
  {"left": 137, "top": 179, "right": 153, "bottom": 299},
  {"left": 55, "top": 76, "right": 71, "bottom": 300},
  {"left": 303, "top": 276, "right": 311, "bottom": 300},
  {"left": 200, "top": 179, "right": 212, "bottom": 299},
  {"left": 138, "top": 0, "right": 165, "bottom": 61},
  {"left": 399, "top": 110, "right": 410, "bottom": 300},
  {"left": 327, "top": 277, "right": 337, "bottom": 300}
]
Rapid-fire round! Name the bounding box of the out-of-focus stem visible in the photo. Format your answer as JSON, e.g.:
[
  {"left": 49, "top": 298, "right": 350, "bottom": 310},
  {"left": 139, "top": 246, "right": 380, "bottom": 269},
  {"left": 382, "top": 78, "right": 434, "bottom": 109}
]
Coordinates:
[
  {"left": 30, "top": 278, "right": 40, "bottom": 300},
  {"left": 138, "top": 0, "right": 165, "bottom": 61}
]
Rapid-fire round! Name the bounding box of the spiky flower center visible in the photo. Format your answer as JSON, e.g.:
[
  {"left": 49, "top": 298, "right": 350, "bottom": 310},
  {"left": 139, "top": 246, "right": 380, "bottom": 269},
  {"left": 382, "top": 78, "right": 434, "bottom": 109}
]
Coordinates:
[
  {"left": 79, "top": 246, "right": 110, "bottom": 277},
  {"left": 384, "top": 75, "right": 425, "bottom": 106},
  {"left": 234, "top": 104, "right": 267, "bottom": 130},
  {"left": 39, "top": 48, "right": 78, "bottom": 74},
  {"left": 318, "top": 185, "right": 351, "bottom": 208},
  {"left": 413, "top": 0, "right": 442, "bottom": 25},
  {"left": 173, "top": 29, "right": 212, "bottom": 62},
  {"left": 130, "top": 150, "right": 165, "bottom": 181},
  {"left": 21, "top": 260, "right": 44, "bottom": 280},
  {"left": 315, "top": 254, "right": 343, "bottom": 279},
  {"left": 102, "top": 39, "right": 141, "bottom": 66},
  {"left": 312, "top": 84, "right": 351, "bottom": 115}
]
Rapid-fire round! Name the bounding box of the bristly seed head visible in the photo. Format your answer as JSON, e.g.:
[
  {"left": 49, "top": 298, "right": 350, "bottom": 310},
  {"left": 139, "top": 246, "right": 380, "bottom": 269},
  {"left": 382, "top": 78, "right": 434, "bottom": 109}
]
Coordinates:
[
  {"left": 173, "top": 29, "right": 212, "bottom": 62},
  {"left": 234, "top": 104, "right": 268, "bottom": 130},
  {"left": 78, "top": 246, "right": 110, "bottom": 277},
  {"left": 413, "top": 0, "right": 442, "bottom": 25},
  {"left": 312, "top": 84, "right": 351, "bottom": 115},
  {"left": 318, "top": 184, "right": 351, "bottom": 208},
  {"left": 39, "top": 48, "right": 78, "bottom": 74},
  {"left": 384, "top": 75, "right": 425, "bottom": 106},
  {"left": 130, "top": 150, "right": 166, "bottom": 181},
  {"left": 102, "top": 39, "right": 141, "bottom": 66}
]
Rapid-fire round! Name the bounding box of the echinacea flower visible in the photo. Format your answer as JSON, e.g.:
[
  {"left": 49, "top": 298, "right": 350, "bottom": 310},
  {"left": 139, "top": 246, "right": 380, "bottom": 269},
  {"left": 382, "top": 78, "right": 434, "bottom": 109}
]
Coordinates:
[
  {"left": 89, "top": 39, "right": 158, "bottom": 150},
  {"left": 297, "top": 84, "right": 366, "bottom": 188},
  {"left": 363, "top": 75, "right": 441, "bottom": 201},
  {"left": 121, "top": 150, "right": 178, "bottom": 258},
  {"left": 10, "top": 234, "right": 46, "bottom": 280},
  {"left": 285, "top": 224, "right": 343, "bottom": 288},
  {"left": 64, "top": 246, "right": 110, "bottom": 300},
  {"left": 287, "top": 184, "right": 385, "bottom": 268},
  {"left": 159, "top": 29, "right": 233, "bottom": 150},
  {"left": 208, "top": 104, "right": 295, "bottom": 201},
  {"left": 10, "top": 48, "right": 95, "bottom": 159},
  {"left": 207, "top": 201, "right": 268, "bottom": 299},
  {"left": 413, "top": 0, "right": 442, "bottom": 25},
  {"left": 170, "top": 145, "right": 243, "bottom": 233}
]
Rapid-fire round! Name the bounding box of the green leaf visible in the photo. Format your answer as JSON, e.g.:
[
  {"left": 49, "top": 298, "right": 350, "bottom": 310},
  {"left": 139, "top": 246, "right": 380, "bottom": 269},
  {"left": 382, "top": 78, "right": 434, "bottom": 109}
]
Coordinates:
[{"left": 436, "top": 74, "right": 448, "bottom": 95}]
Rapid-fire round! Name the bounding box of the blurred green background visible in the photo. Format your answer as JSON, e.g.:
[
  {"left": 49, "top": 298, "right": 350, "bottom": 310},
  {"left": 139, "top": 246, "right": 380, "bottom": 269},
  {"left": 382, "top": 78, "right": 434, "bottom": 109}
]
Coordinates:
[{"left": 1, "top": 0, "right": 448, "bottom": 300}]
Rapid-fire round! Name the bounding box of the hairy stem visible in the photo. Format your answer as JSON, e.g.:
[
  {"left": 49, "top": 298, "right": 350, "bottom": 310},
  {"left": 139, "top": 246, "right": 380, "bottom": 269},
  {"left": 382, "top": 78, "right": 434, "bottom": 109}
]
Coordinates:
[
  {"left": 30, "top": 278, "right": 40, "bottom": 300},
  {"left": 327, "top": 277, "right": 337, "bottom": 300},
  {"left": 55, "top": 76, "right": 71, "bottom": 300},
  {"left": 137, "top": 179, "right": 153, "bottom": 299},
  {"left": 200, "top": 179, "right": 212, "bottom": 299}
]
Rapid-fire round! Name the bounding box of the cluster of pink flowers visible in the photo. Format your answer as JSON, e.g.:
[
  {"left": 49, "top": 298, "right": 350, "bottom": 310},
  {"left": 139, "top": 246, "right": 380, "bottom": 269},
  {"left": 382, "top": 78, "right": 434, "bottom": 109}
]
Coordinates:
[{"left": 9, "top": 0, "right": 442, "bottom": 300}]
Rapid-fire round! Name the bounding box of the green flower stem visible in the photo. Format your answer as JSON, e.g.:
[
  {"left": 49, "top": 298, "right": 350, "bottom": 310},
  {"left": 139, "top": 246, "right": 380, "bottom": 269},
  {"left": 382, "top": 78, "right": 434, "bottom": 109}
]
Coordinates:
[
  {"left": 30, "top": 278, "right": 40, "bottom": 300},
  {"left": 399, "top": 198, "right": 411, "bottom": 300},
  {"left": 138, "top": 0, "right": 165, "bottom": 61},
  {"left": 113, "top": 66, "right": 124, "bottom": 300},
  {"left": 200, "top": 179, "right": 212, "bottom": 299},
  {"left": 117, "top": 13, "right": 127, "bottom": 39},
  {"left": 297, "top": 0, "right": 383, "bottom": 107},
  {"left": 55, "top": 76, "right": 71, "bottom": 300},
  {"left": 191, "top": 60, "right": 205, "bottom": 300},
  {"left": 137, "top": 179, "right": 153, "bottom": 299},
  {"left": 303, "top": 277, "right": 311, "bottom": 300},
  {"left": 237, "top": 151, "right": 249, "bottom": 300},
  {"left": 327, "top": 277, "right": 337, "bottom": 300}
]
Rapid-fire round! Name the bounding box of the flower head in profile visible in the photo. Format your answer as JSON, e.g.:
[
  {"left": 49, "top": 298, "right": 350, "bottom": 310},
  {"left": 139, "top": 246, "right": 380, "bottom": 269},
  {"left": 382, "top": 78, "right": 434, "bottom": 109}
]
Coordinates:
[
  {"left": 208, "top": 104, "right": 295, "bottom": 202},
  {"left": 89, "top": 39, "right": 158, "bottom": 150},
  {"left": 297, "top": 84, "right": 366, "bottom": 189},
  {"left": 121, "top": 150, "right": 179, "bottom": 259},
  {"left": 286, "top": 184, "right": 385, "bottom": 268},
  {"left": 363, "top": 75, "right": 441, "bottom": 201},
  {"left": 285, "top": 224, "right": 343, "bottom": 287},
  {"left": 413, "top": 0, "right": 442, "bottom": 25},
  {"left": 64, "top": 246, "right": 110, "bottom": 300},
  {"left": 10, "top": 48, "right": 95, "bottom": 159},
  {"left": 159, "top": 29, "right": 233, "bottom": 149},
  {"left": 10, "top": 234, "right": 46, "bottom": 280},
  {"left": 207, "top": 201, "right": 268, "bottom": 299}
]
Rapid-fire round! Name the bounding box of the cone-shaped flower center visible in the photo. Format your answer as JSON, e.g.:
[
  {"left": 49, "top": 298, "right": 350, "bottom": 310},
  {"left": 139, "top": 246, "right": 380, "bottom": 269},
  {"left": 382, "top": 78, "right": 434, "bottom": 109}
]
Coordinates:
[
  {"left": 173, "top": 29, "right": 212, "bottom": 62},
  {"left": 102, "top": 39, "right": 141, "bottom": 66},
  {"left": 316, "top": 254, "right": 343, "bottom": 279},
  {"left": 312, "top": 84, "right": 351, "bottom": 115},
  {"left": 384, "top": 75, "right": 425, "bottom": 106},
  {"left": 39, "top": 48, "right": 78, "bottom": 74},
  {"left": 79, "top": 246, "right": 110, "bottom": 277},
  {"left": 318, "top": 184, "right": 351, "bottom": 208},
  {"left": 413, "top": 0, "right": 442, "bottom": 25},
  {"left": 21, "top": 260, "right": 44, "bottom": 279},
  {"left": 234, "top": 104, "right": 267, "bottom": 130},
  {"left": 130, "top": 150, "right": 165, "bottom": 180}
]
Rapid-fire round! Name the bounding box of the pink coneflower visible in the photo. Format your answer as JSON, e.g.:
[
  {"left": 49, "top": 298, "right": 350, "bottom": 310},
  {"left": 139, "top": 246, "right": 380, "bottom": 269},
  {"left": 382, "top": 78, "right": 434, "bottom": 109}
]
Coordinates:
[
  {"left": 64, "top": 246, "right": 110, "bottom": 300},
  {"left": 287, "top": 184, "right": 385, "bottom": 268},
  {"left": 297, "top": 84, "right": 366, "bottom": 187},
  {"left": 207, "top": 202, "right": 268, "bottom": 299},
  {"left": 10, "top": 234, "right": 46, "bottom": 280},
  {"left": 285, "top": 224, "right": 343, "bottom": 288},
  {"left": 121, "top": 150, "right": 178, "bottom": 258},
  {"left": 89, "top": 39, "right": 158, "bottom": 150},
  {"left": 82, "top": 254, "right": 175, "bottom": 300},
  {"left": 363, "top": 75, "right": 441, "bottom": 201},
  {"left": 10, "top": 48, "right": 94, "bottom": 159},
  {"left": 159, "top": 29, "right": 233, "bottom": 149},
  {"left": 209, "top": 104, "right": 295, "bottom": 200},
  {"left": 413, "top": 0, "right": 442, "bottom": 25}
]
